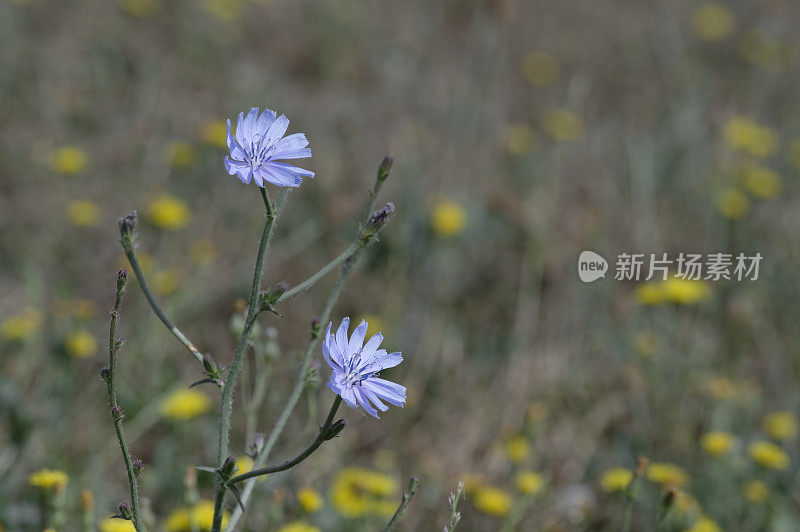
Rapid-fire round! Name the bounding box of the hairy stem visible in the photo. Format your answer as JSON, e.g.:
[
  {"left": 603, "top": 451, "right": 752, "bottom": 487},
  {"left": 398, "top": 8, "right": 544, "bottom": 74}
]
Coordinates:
[
  {"left": 231, "top": 396, "right": 341, "bottom": 483},
  {"left": 224, "top": 156, "right": 393, "bottom": 531},
  {"left": 123, "top": 244, "right": 204, "bottom": 367},
  {"left": 277, "top": 241, "right": 360, "bottom": 302},
  {"left": 382, "top": 477, "right": 420, "bottom": 532},
  {"left": 211, "top": 188, "right": 287, "bottom": 532},
  {"left": 104, "top": 272, "right": 145, "bottom": 531}
]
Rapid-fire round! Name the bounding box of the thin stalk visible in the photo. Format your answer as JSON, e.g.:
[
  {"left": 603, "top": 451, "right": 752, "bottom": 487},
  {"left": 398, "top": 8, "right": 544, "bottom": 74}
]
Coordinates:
[
  {"left": 231, "top": 396, "right": 342, "bottom": 483},
  {"left": 382, "top": 477, "right": 420, "bottom": 532},
  {"left": 277, "top": 241, "right": 360, "bottom": 302},
  {"left": 211, "top": 188, "right": 287, "bottom": 532},
  {"left": 224, "top": 157, "right": 394, "bottom": 531},
  {"left": 104, "top": 271, "right": 145, "bottom": 531},
  {"left": 123, "top": 244, "right": 204, "bottom": 367}
]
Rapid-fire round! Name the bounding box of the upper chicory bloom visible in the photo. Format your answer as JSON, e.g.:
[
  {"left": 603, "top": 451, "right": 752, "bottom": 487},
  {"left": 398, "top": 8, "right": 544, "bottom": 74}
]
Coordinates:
[
  {"left": 323, "top": 318, "right": 406, "bottom": 418},
  {"left": 225, "top": 107, "right": 313, "bottom": 188}
]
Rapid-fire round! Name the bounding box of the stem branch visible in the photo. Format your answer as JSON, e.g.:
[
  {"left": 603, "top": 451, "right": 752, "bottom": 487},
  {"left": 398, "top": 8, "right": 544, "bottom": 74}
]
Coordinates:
[
  {"left": 211, "top": 188, "right": 288, "bottom": 532},
  {"left": 104, "top": 271, "right": 145, "bottom": 531}
]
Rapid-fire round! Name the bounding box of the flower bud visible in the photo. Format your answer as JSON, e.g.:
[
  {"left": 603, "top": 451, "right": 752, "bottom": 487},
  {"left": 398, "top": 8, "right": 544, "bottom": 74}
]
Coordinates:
[
  {"left": 112, "top": 406, "right": 125, "bottom": 421},
  {"left": 118, "top": 503, "right": 132, "bottom": 520},
  {"left": 220, "top": 455, "right": 237, "bottom": 479},
  {"left": 377, "top": 154, "right": 394, "bottom": 184},
  {"left": 258, "top": 281, "right": 287, "bottom": 310},
  {"left": 118, "top": 211, "right": 138, "bottom": 250},
  {"left": 99, "top": 366, "right": 111, "bottom": 382},
  {"left": 132, "top": 459, "right": 144, "bottom": 477},
  {"left": 251, "top": 433, "right": 265, "bottom": 454},
  {"left": 117, "top": 269, "right": 128, "bottom": 293},
  {"left": 361, "top": 203, "right": 395, "bottom": 243},
  {"left": 324, "top": 419, "right": 346, "bottom": 441}
]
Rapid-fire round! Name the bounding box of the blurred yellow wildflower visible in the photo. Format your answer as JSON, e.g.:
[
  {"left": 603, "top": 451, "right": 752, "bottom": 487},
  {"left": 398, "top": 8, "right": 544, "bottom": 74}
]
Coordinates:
[
  {"left": 360, "top": 314, "right": 387, "bottom": 339},
  {"left": 742, "top": 480, "right": 769, "bottom": 503},
  {"left": 66, "top": 200, "right": 100, "bottom": 227},
  {"left": 29, "top": 469, "right": 68, "bottom": 490},
  {"left": 749, "top": 441, "right": 789, "bottom": 470},
  {"left": 543, "top": 110, "right": 584, "bottom": 142},
  {"left": 600, "top": 468, "right": 632, "bottom": 493},
  {"left": 763, "top": 411, "right": 798, "bottom": 441},
  {"left": 741, "top": 165, "right": 781, "bottom": 199},
  {"left": 740, "top": 32, "right": 786, "bottom": 72},
  {"left": 203, "top": 0, "right": 245, "bottom": 21},
  {"left": 159, "top": 389, "right": 211, "bottom": 420},
  {"left": 684, "top": 516, "right": 722, "bottom": 532},
  {"left": 504, "top": 435, "right": 530, "bottom": 464},
  {"left": 646, "top": 463, "right": 688, "bottom": 487},
  {"left": 65, "top": 329, "right": 97, "bottom": 359},
  {"left": 473, "top": 486, "right": 513, "bottom": 517},
  {"left": 789, "top": 139, "right": 800, "bottom": 170},
  {"left": 515, "top": 471, "right": 544, "bottom": 495},
  {"left": 723, "top": 117, "right": 777, "bottom": 158},
  {"left": 431, "top": 199, "right": 466, "bottom": 237},
  {"left": 164, "top": 500, "right": 228, "bottom": 531},
  {"left": 277, "top": 523, "right": 320, "bottom": 532},
  {"left": 49, "top": 146, "right": 87, "bottom": 175},
  {"left": 152, "top": 269, "right": 180, "bottom": 296},
  {"left": 522, "top": 51, "right": 558, "bottom": 87},
  {"left": 674, "top": 490, "right": 701, "bottom": 517},
  {"left": 1, "top": 308, "right": 43, "bottom": 341},
  {"left": 166, "top": 141, "right": 196, "bottom": 168},
  {"left": 297, "top": 487, "right": 323, "bottom": 513},
  {"left": 504, "top": 124, "right": 537, "bottom": 155},
  {"left": 80, "top": 489, "right": 94, "bottom": 511},
  {"left": 99, "top": 519, "right": 136, "bottom": 532},
  {"left": 635, "top": 278, "right": 711, "bottom": 306},
  {"left": 330, "top": 467, "right": 398, "bottom": 518},
  {"left": 716, "top": 189, "right": 749, "bottom": 220},
  {"left": 119, "top": 0, "right": 159, "bottom": 17},
  {"left": 691, "top": 4, "right": 734, "bottom": 42},
  {"left": 201, "top": 120, "right": 228, "bottom": 148},
  {"left": 234, "top": 455, "right": 254, "bottom": 476},
  {"left": 460, "top": 473, "right": 486, "bottom": 495},
  {"left": 191, "top": 239, "right": 217, "bottom": 267},
  {"left": 700, "top": 431, "right": 734, "bottom": 457},
  {"left": 147, "top": 195, "right": 190, "bottom": 230}
]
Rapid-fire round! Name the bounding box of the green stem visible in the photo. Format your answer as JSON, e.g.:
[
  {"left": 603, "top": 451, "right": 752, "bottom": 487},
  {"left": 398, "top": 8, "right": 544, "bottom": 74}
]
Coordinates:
[
  {"left": 382, "top": 477, "right": 420, "bottom": 532},
  {"left": 277, "top": 241, "right": 360, "bottom": 302},
  {"left": 105, "top": 273, "right": 145, "bottom": 531},
  {"left": 230, "top": 396, "right": 342, "bottom": 483},
  {"left": 223, "top": 157, "right": 393, "bottom": 531},
  {"left": 211, "top": 188, "right": 287, "bottom": 532},
  {"left": 123, "top": 245, "right": 204, "bottom": 367}
]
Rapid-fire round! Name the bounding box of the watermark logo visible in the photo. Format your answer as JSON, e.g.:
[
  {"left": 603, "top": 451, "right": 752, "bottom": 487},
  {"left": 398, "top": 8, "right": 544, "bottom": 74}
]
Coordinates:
[
  {"left": 578, "top": 251, "right": 763, "bottom": 282},
  {"left": 578, "top": 250, "right": 608, "bottom": 283}
]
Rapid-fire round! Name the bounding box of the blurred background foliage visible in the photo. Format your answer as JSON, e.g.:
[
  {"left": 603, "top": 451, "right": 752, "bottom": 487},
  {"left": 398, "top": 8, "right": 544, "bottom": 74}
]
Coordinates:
[{"left": 2, "top": 0, "right": 800, "bottom": 530}]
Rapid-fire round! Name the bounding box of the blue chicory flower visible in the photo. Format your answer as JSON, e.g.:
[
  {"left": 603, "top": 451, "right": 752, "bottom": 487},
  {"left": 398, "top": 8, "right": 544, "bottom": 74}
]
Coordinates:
[
  {"left": 323, "top": 317, "right": 406, "bottom": 418},
  {"left": 224, "top": 107, "right": 314, "bottom": 187}
]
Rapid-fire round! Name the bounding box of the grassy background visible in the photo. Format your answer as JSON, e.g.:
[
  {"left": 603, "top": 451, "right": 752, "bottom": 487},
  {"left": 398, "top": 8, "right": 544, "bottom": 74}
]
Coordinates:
[{"left": 2, "top": 0, "right": 800, "bottom": 530}]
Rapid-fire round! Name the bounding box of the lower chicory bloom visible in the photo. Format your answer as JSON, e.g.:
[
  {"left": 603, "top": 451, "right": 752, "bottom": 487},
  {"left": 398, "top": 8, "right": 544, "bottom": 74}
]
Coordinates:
[{"left": 323, "top": 318, "right": 406, "bottom": 418}]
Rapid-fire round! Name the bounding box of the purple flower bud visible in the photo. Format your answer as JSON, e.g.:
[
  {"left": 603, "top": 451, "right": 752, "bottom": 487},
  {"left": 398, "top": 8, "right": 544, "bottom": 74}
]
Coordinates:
[
  {"left": 99, "top": 366, "right": 111, "bottom": 382},
  {"left": 361, "top": 203, "right": 395, "bottom": 243},
  {"left": 132, "top": 459, "right": 144, "bottom": 477},
  {"left": 324, "top": 419, "right": 346, "bottom": 440},
  {"left": 112, "top": 406, "right": 125, "bottom": 421}
]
